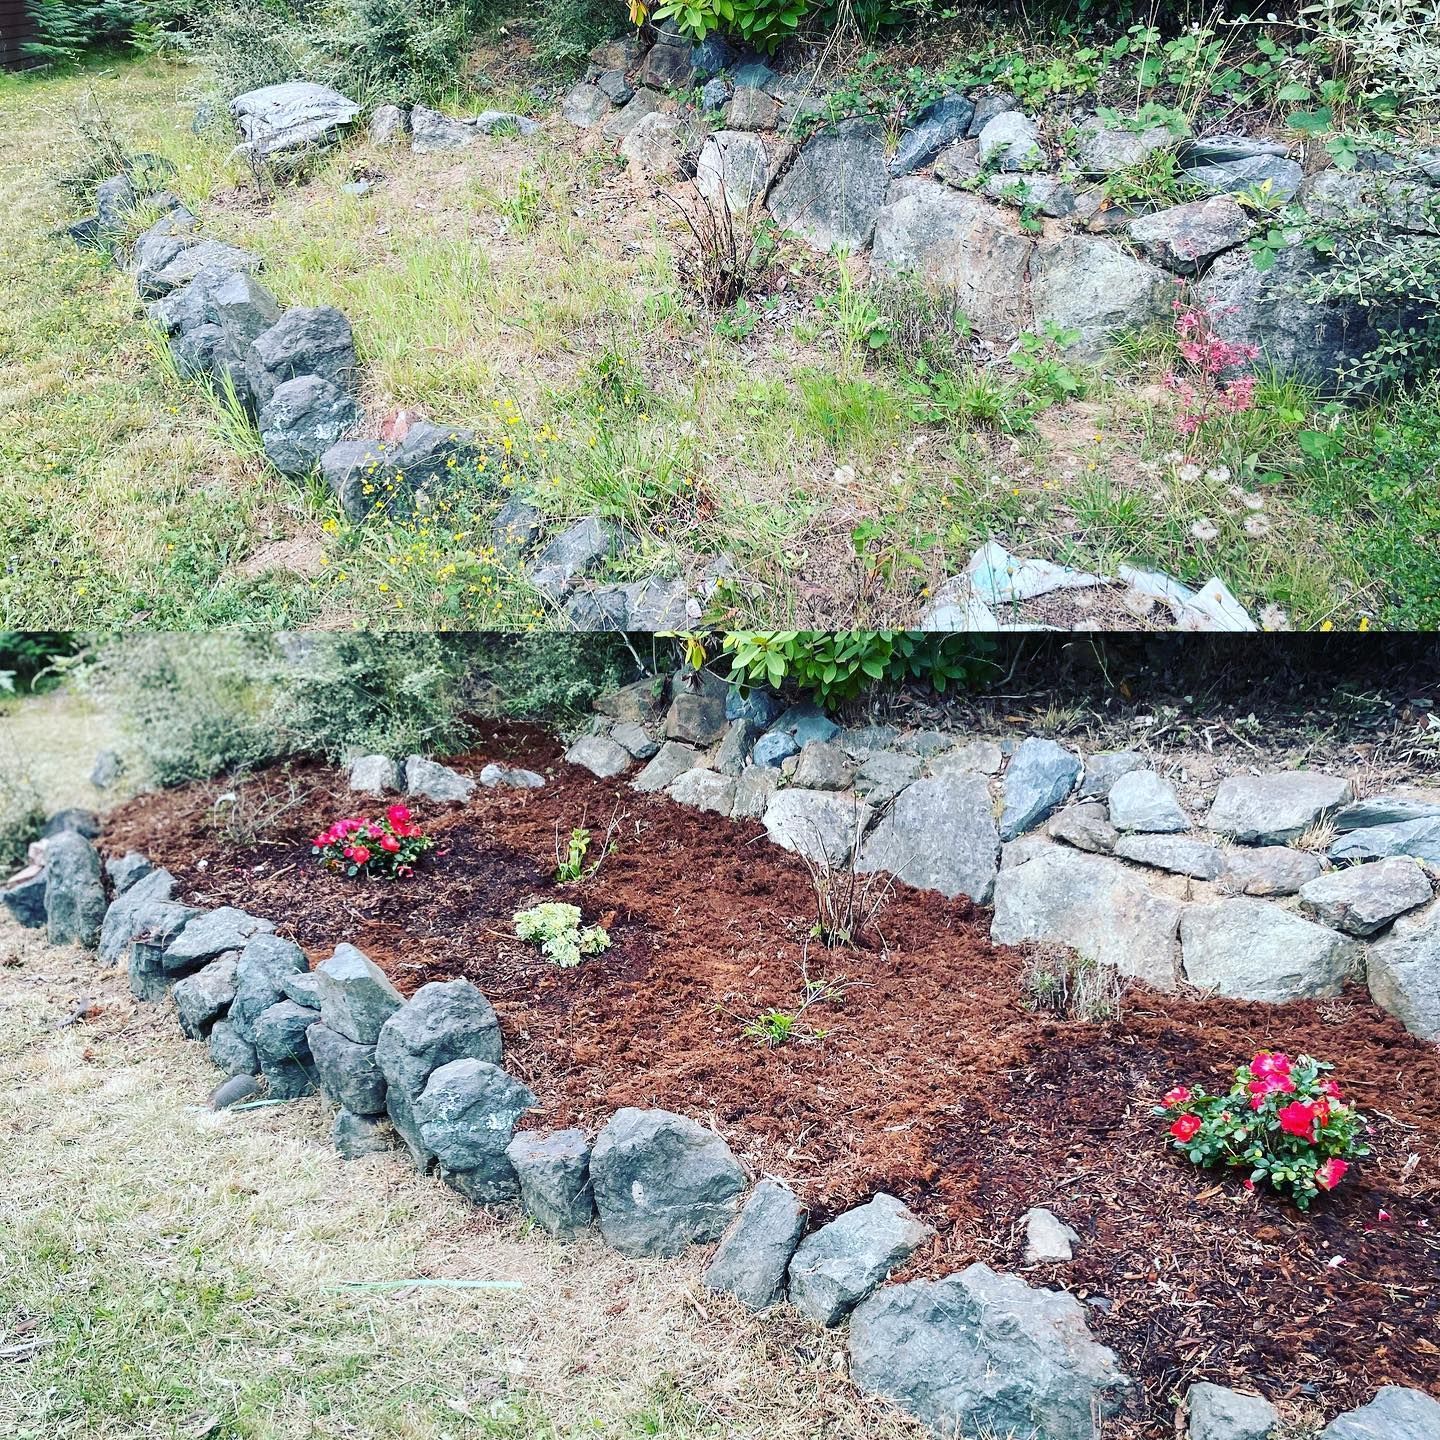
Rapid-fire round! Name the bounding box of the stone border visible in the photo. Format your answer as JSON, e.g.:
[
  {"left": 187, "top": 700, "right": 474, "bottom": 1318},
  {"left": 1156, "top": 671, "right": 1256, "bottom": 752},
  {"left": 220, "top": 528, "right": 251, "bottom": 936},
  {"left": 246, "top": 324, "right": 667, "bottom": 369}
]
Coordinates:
[{"left": 9, "top": 693, "right": 1440, "bottom": 1437}]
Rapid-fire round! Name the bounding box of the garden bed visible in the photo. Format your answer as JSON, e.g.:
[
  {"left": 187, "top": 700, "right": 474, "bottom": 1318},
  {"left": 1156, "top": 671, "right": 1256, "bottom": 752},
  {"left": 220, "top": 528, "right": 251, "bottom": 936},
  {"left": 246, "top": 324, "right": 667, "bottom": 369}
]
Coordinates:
[{"left": 102, "top": 721, "right": 1440, "bottom": 1434}]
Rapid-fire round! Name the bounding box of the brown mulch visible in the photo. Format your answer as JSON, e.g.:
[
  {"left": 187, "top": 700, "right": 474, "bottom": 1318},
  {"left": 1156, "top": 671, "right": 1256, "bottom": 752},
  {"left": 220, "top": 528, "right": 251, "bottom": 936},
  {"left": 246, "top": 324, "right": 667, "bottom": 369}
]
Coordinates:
[{"left": 102, "top": 723, "right": 1440, "bottom": 1435}]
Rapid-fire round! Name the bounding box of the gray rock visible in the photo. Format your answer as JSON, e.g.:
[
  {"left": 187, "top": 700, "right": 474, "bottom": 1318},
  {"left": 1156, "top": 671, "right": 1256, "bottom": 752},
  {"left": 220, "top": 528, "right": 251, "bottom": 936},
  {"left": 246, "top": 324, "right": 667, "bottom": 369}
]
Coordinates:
[
  {"left": 600, "top": 88, "right": 663, "bottom": 143},
  {"left": 788, "top": 1193, "right": 932, "bottom": 1327},
  {"left": 726, "top": 85, "right": 780, "bottom": 132},
  {"left": 413, "top": 1058, "right": 534, "bottom": 1172},
  {"left": 1207, "top": 772, "right": 1353, "bottom": 844},
  {"left": 791, "top": 740, "right": 853, "bottom": 791},
  {"left": 1078, "top": 751, "right": 1144, "bottom": 799},
  {"left": 623, "top": 575, "right": 692, "bottom": 631},
  {"left": 1128, "top": 196, "right": 1251, "bottom": 274},
  {"left": 3, "top": 870, "right": 47, "bottom": 928},
  {"left": 1180, "top": 900, "right": 1361, "bottom": 1001},
  {"left": 164, "top": 908, "right": 274, "bottom": 975},
  {"left": 146, "top": 266, "right": 235, "bottom": 337},
  {"left": 983, "top": 172, "right": 1077, "bottom": 218},
  {"left": 253, "top": 999, "right": 320, "bottom": 1098},
  {"left": 1114, "top": 833, "right": 1224, "bottom": 880},
  {"left": 168, "top": 323, "right": 233, "bottom": 390},
  {"left": 873, "top": 181, "right": 1032, "bottom": 339},
  {"left": 1180, "top": 147, "right": 1303, "bottom": 202},
  {"left": 767, "top": 119, "right": 890, "bottom": 252},
  {"left": 246, "top": 305, "right": 356, "bottom": 411},
  {"left": 857, "top": 772, "right": 999, "bottom": 902},
  {"left": 701, "top": 76, "right": 732, "bottom": 112},
  {"left": 1366, "top": 900, "right": 1440, "bottom": 1039},
  {"left": 333, "top": 1109, "right": 394, "bottom": 1158},
  {"left": 348, "top": 754, "right": 399, "bottom": 795},
  {"left": 853, "top": 750, "right": 921, "bottom": 804},
  {"left": 404, "top": 755, "right": 475, "bottom": 802},
  {"left": 562, "top": 82, "right": 611, "bottom": 128},
  {"left": 313, "top": 943, "right": 403, "bottom": 1045},
  {"left": 1074, "top": 119, "right": 1175, "bottom": 176},
  {"left": 1319, "top": 1386, "right": 1440, "bottom": 1440},
  {"left": 471, "top": 111, "right": 539, "bottom": 137},
  {"left": 44, "top": 831, "right": 106, "bottom": 948},
  {"left": 231, "top": 81, "right": 359, "bottom": 157},
  {"left": 143, "top": 240, "right": 261, "bottom": 301},
  {"left": 1298, "top": 858, "right": 1431, "bottom": 936},
  {"left": 210, "top": 272, "right": 282, "bottom": 359},
  {"left": 259, "top": 374, "right": 357, "bottom": 477},
  {"left": 666, "top": 768, "right": 736, "bottom": 817},
  {"left": 769, "top": 703, "right": 839, "bottom": 748},
  {"left": 1330, "top": 816, "right": 1440, "bottom": 865},
  {"left": 1031, "top": 235, "right": 1175, "bottom": 356},
  {"left": 99, "top": 866, "right": 179, "bottom": 965},
  {"left": 933, "top": 139, "right": 982, "bottom": 188},
  {"left": 1187, "top": 1381, "right": 1280, "bottom": 1440},
  {"left": 375, "top": 978, "right": 503, "bottom": 1097},
  {"left": 491, "top": 496, "right": 543, "bottom": 560},
  {"left": 609, "top": 723, "right": 659, "bottom": 761},
  {"left": 753, "top": 731, "right": 800, "bottom": 768},
  {"left": 1335, "top": 790, "right": 1440, "bottom": 830},
  {"left": 565, "top": 586, "right": 629, "bottom": 632},
  {"left": 733, "top": 767, "right": 779, "bottom": 819},
  {"left": 704, "top": 1178, "right": 807, "bottom": 1311},
  {"left": 1047, "top": 803, "right": 1118, "bottom": 855},
  {"left": 565, "top": 733, "right": 632, "bottom": 778},
  {"left": 665, "top": 691, "right": 727, "bottom": 746},
  {"left": 712, "top": 719, "right": 758, "bottom": 775},
  {"left": 530, "top": 516, "right": 617, "bottom": 600},
  {"left": 210, "top": 1074, "right": 261, "bottom": 1110},
  {"left": 1107, "top": 770, "right": 1189, "bottom": 833},
  {"left": 409, "top": 104, "right": 479, "bottom": 152},
  {"left": 763, "top": 789, "right": 874, "bottom": 869},
  {"left": 229, "top": 933, "right": 309, "bottom": 1043},
  {"left": 320, "top": 422, "right": 490, "bottom": 522},
  {"left": 207, "top": 1018, "right": 259, "bottom": 1077},
  {"left": 506, "top": 1129, "right": 595, "bottom": 1236},
  {"left": 597, "top": 677, "right": 666, "bottom": 725},
  {"left": 172, "top": 955, "right": 239, "bottom": 1039},
  {"left": 848, "top": 1263, "right": 1130, "bottom": 1440},
  {"left": 632, "top": 740, "right": 700, "bottom": 792},
  {"left": 307, "top": 1021, "right": 387, "bottom": 1114},
  {"left": 479, "top": 762, "right": 545, "bottom": 788},
  {"left": 1023, "top": 1206, "right": 1080, "bottom": 1264},
  {"left": 368, "top": 103, "right": 407, "bottom": 145},
  {"left": 619, "top": 111, "right": 701, "bottom": 181},
  {"left": 282, "top": 971, "right": 323, "bottom": 1008},
  {"left": 892, "top": 94, "right": 976, "bottom": 177},
  {"left": 106, "top": 852, "right": 152, "bottom": 893},
  {"left": 589, "top": 1107, "right": 746, "bottom": 1257},
  {"left": 1221, "top": 846, "right": 1324, "bottom": 896},
  {"left": 991, "top": 845, "right": 1182, "bottom": 992},
  {"left": 595, "top": 70, "right": 633, "bottom": 105},
  {"left": 976, "top": 110, "right": 1042, "bottom": 171},
  {"left": 385, "top": 1085, "right": 432, "bottom": 1171},
  {"left": 968, "top": 91, "right": 1018, "bottom": 135},
  {"left": 95, "top": 173, "right": 137, "bottom": 229},
  {"left": 695, "top": 131, "right": 786, "bottom": 214},
  {"left": 1001, "top": 738, "right": 1082, "bottom": 840},
  {"left": 931, "top": 738, "right": 1004, "bottom": 775},
  {"left": 127, "top": 903, "right": 203, "bottom": 1001},
  {"left": 690, "top": 34, "right": 731, "bottom": 78},
  {"left": 635, "top": 27, "right": 695, "bottom": 90},
  {"left": 129, "top": 209, "right": 198, "bottom": 292}
]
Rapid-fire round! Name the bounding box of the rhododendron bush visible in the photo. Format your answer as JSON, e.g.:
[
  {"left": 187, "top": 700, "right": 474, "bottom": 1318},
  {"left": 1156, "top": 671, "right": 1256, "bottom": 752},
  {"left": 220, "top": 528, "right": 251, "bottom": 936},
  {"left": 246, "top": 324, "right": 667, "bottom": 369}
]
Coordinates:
[
  {"left": 1156, "top": 1052, "right": 1369, "bottom": 1209},
  {"left": 312, "top": 804, "right": 435, "bottom": 879}
]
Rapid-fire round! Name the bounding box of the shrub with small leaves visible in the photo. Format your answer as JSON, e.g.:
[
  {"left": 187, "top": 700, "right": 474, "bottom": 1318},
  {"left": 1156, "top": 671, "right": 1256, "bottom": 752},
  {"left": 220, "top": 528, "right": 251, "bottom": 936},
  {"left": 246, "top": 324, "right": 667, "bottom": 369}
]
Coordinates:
[
  {"left": 514, "top": 902, "right": 610, "bottom": 968},
  {"left": 1156, "top": 1051, "right": 1369, "bottom": 1209}
]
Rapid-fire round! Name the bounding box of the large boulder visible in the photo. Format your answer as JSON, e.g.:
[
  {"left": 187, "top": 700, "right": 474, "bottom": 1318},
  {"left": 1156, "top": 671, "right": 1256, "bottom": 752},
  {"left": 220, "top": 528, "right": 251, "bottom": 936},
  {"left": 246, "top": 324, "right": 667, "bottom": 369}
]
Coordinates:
[
  {"left": 767, "top": 119, "right": 891, "bottom": 252},
  {"left": 404, "top": 755, "right": 474, "bottom": 802},
  {"left": 99, "top": 865, "right": 179, "bottom": 966},
  {"left": 252, "top": 998, "right": 320, "bottom": 1098},
  {"left": 307, "top": 1021, "right": 387, "bottom": 1114},
  {"left": 1298, "top": 858, "right": 1432, "bottom": 936},
  {"left": 1319, "top": 1386, "right": 1440, "bottom": 1440},
  {"left": 891, "top": 94, "right": 976, "bottom": 177},
  {"left": 1030, "top": 235, "right": 1175, "bottom": 357},
  {"left": 1127, "top": 196, "right": 1251, "bottom": 275},
  {"left": 1330, "top": 816, "right": 1440, "bottom": 865},
  {"left": 762, "top": 789, "right": 874, "bottom": 869},
  {"left": 413, "top": 1058, "right": 534, "bottom": 1198},
  {"left": 667, "top": 767, "right": 736, "bottom": 817},
  {"left": 848, "top": 1263, "right": 1130, "bottom": 1440},
  {"left": 320, "top": 422, "right": 489, "bottom": 522},
  {"left": 589, "top": 1107, "right": 746, "bottom": 1257},
  {"left": 43, "top": 832, "right": 106, "bottom": 948},
  {"left": 506, "top": 1129, "right": 595, "bottom": 1236},
  {"left": 704, "top": 1178, "right": 808, "bottom": 1311},
  {"left": 1207, "top": 772, "right": 1353, "bottom": 844},
  {"left": 230, "top": 81, "right": 360, "bottom": 158},
  {"left": 2, "top": 872, "right": 47, "bottom": 929},
  {"left": 162, "top": 907, "right": 273, "bottom": 975},
  {"left": 229, "top": 933, "right": 310, "bottom": 1043},
  {"left": 313, "top": 943, "right": 404, "bottom": 1045},
  {"left": 172, "top": 955, "right": 239, "bottom": 1039},
  {"left": 991, "top": 845, "right": 1182, "bottom": 992},
  {"left": 1366, "top": 900, "right": 1440, "bottom": 1039},
  {"left": 855, "top": 772, "right": 999, "bottom": 902},
  {"left": 872, "top": 182, "right": 1032, "bottom": 339},
  {"left": 1187, "top": 1381, "right": 1280, "bottom": 1440},
  {"left": 787, "top": 1193, "right": 931, "bottom": 1328},
  {"left": 1180, "top": 900, "right": 1361, "bottom": 1001},
  {"left": 1000, "top": 738, "right": 1082, "bottom": 840},
  {"left": 375, "top": 978, "right": 503, "bottom": 1096},
  {"left": 259, "top": 375, "right": 358, "bottom": 476},
  {"left": 246, "top": 306, "right": 357, "bottom": 411}
]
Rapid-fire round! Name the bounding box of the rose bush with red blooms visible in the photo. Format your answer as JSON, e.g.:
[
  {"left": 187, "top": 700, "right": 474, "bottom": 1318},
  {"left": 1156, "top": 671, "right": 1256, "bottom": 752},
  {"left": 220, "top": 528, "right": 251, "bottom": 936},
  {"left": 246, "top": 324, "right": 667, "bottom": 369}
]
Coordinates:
[
  {"left": 1155, "top": 1052, "right": 1369, "bottom": 1209},
  {"left": 312, "top": 804, "right": 435, "bottom": 879}
]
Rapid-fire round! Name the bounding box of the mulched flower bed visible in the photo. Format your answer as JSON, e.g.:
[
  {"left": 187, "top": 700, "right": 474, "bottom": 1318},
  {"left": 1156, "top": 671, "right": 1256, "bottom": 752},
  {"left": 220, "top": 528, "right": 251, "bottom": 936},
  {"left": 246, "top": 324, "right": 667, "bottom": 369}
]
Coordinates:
[{"left": 103, "top": 721, "right": 1440, "bottom": 1436}]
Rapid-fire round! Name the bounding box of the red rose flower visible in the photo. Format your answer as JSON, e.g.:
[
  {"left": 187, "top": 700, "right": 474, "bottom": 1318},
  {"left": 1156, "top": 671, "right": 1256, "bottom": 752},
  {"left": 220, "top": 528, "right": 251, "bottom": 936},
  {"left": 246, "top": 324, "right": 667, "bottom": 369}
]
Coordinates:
[
  {"left": 380, "top": 834, "right": 400, "bottom": 853},
  {"left": 1170, "top": 1114, "right": 1202, "bottom": 1142},
  {"left": 1252, "top": 1052, "right": 1292, "bottom": 1079},
  {"left": 1278, "top": 1100, "right": 1320, "bottom": 1139},
  {"left": 1315, "top": 1157, "right": 1349, "bottom": 1191},
  {"left": 1163, "top": 1086, "right": 1192, "bottom": 1106},
  {"left": 1248, "top": 1073, "right": 1296, "bottom": 1106},
  {"left": 351, "top": 845, "right": 371, "bottom": 866},
  {"left": 1320, "top": 1078, "right": 1342, "bottom": 1100},
  {"left": 387, "top": 803, "right": 411, "bottom": 827}
]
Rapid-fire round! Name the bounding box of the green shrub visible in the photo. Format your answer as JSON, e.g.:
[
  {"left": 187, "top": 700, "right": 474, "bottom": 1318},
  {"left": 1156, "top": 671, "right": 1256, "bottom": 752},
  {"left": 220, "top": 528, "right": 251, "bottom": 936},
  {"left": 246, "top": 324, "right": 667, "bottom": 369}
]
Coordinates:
[
  {"left": 514, "top": 901, "right": 610, "bottom": 968},
  {"left": 528, "top": 0, "right": 625, "bottom": 68},
  {"left": 721, "top": 631, "right": 999, "bottom": 709},
  {"left": 650, "top": 0, "right": 808, "bottom": 50},
  {"left": 0, "top": 765, "right": 46, "bottom": 873},
  {"left": 0, "top": 634, "right": 77, "bottom": 695},
  {"left": 469, "top": 635, "right": 641, "bottom": 725}
]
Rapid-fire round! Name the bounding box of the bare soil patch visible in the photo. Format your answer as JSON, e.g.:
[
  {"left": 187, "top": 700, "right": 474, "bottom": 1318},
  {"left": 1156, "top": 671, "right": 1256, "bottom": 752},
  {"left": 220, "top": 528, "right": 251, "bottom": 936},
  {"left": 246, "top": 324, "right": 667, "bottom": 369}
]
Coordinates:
[{"left": 103, "top": 723, "right": 1440, "bottom": 1435}]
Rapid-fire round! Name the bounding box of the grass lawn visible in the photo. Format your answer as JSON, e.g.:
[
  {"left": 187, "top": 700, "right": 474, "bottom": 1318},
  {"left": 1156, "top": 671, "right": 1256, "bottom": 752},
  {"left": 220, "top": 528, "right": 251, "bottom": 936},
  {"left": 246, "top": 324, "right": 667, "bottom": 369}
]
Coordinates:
[{"left": 1, "top": 45, "right": 1436, "bottom": 631}]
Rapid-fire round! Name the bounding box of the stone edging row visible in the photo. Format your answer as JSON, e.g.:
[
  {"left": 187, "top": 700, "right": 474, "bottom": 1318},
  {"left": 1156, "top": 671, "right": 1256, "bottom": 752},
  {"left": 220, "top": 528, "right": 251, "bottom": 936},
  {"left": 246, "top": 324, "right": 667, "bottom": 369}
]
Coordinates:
[{"left": 5, "top": 729, "right": 1439, "bottom": 1439}]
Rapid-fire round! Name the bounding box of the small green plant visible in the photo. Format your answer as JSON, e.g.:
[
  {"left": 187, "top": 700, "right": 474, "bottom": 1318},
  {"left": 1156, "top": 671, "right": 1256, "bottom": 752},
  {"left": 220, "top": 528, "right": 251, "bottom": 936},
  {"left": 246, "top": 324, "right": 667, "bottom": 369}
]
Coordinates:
[
  {"left": 1021, "top": 946, "right": 1122, "bottom": 1021},
  {"left": 554, "top": 825, "right": 591, "bottom": 882},
  {"left": 497, "top": 170, "right": 544, "bottom": 233},
  {"left": 741, "top": 973, "right": 847, "bottom": 1048},
  {"left": 1012, "top": 324, "right": 1086, "bottom": 404},
  {"left": 742, "top": 1008, "right": 798, "bottom": 1046},
  {"left": 514, "top": 902, "right": 611, "bottom": 968}
]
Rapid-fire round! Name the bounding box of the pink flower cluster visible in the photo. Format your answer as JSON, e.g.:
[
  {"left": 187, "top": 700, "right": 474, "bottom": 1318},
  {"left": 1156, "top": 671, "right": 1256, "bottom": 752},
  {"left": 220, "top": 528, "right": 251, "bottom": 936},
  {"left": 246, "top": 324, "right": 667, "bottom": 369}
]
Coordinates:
[
  {"left": 1165, "top": 299, "right": 1261, "bottom": 438},
  {"left": 312, "top": 804, "right": 433, "bottom": 879}
]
